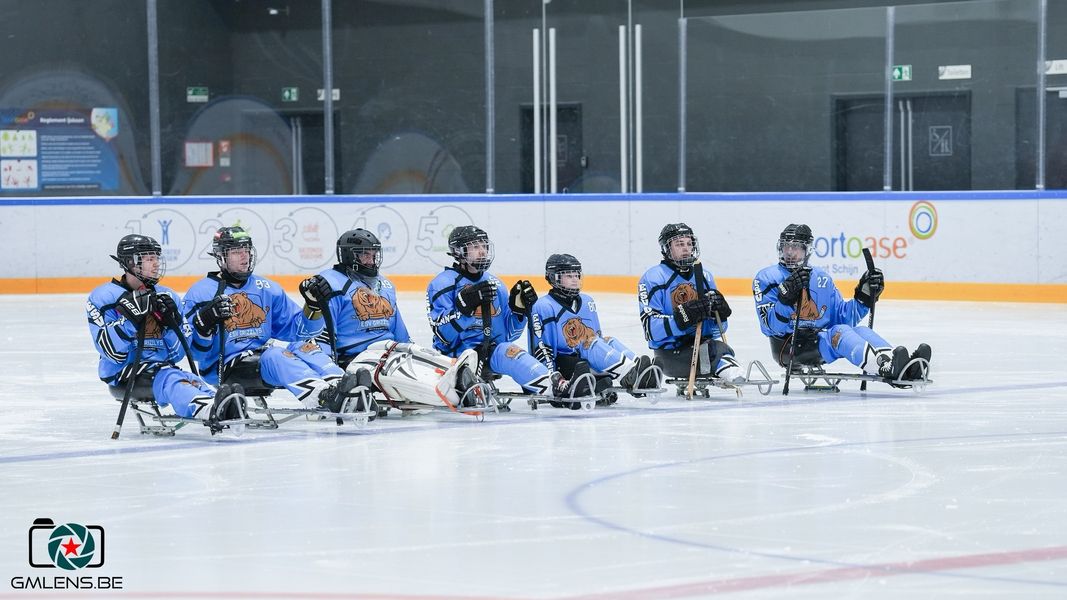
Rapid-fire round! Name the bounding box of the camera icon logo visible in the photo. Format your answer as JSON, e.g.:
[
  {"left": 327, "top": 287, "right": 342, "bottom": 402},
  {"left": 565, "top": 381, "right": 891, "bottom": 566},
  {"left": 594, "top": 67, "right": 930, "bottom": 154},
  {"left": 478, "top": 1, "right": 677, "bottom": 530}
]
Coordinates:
[{"left": 28, "top": 518, "right": 105, "bottom": 570}]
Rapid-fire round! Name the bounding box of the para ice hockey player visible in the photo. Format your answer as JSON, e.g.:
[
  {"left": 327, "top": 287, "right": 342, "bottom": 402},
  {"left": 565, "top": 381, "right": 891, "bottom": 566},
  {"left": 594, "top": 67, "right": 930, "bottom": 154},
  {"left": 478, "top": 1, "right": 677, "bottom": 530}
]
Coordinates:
[
  {"left": 427, "top": 225, "right": 591, "bottom": 401},
  {"left": 529, "top": 253, "right": 660, "bottom": 398},
  {"left": 303, "top": 228, "right": 483, "bottom": 413},
  {"left": 752, "top": 223, "right": 932, "bottom": 381},
  {"left": 87, "top": 234, "right": 244, "bottom": 427},
  {"left": 182, "top": 226, "right": 365, "bottom": 414},
  {"left": 638, "top": 223, "right": 745, "bottom": 383}
]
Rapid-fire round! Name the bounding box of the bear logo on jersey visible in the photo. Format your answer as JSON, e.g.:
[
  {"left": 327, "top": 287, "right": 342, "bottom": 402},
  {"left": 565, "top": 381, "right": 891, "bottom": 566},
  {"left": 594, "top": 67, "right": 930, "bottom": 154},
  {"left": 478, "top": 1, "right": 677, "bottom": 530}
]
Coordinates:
[
  {"left": 352, "top": 287, "right": 395, "bottom": 321},
  {"left": 144, "top": 314, "right": 164, "bottom": 338},
  {"left": 670, "top": 283, "right": 698, "bottom": 308},
  {"left": 227, "top": 292, "right": 267, "bottom": 331},
  {"left": 792, "top": 294, "right": 825, "bottom": 322},
  {"left": 505, "top": 344, "right": 523, "bottom": 359},
  {"left": 831, "top": 331, "right": 843, "bottom": 349},
  {"left": 562, "top": 317, "right": 597, "bottom": 349},
  {"left": 299, "top": 340, "right": 321, "bottom": 354}
]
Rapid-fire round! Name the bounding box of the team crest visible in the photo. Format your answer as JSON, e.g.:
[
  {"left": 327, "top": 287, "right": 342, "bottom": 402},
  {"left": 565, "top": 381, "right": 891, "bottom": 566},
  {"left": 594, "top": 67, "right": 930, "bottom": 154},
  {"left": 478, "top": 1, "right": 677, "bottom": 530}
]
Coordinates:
[
  {"left": 791, "top": 295, "right": 826, "bottom": 322},
  {"left": 352, "top": 287, "right": 395, "bottom": 321},
  {"left": 670, "top": 283, "right": 698, "bottom": 308},
  {"left": 562, "top": 317, "right": 597, "bottom": 349},
  {"left": 299, "top": 340, "right": 320, "bottom": 354},
  {"left": 227, "top": 292, "right": 267, "bottom": 331},
  {"left": 144, "top": 315, "right": 164, "bottom": 338},
  {"left": 831, "top": 331, "right": 842, "bottom": 349},
  {"left": 505, "top": 345, "right": 523, "bottom": 359}
]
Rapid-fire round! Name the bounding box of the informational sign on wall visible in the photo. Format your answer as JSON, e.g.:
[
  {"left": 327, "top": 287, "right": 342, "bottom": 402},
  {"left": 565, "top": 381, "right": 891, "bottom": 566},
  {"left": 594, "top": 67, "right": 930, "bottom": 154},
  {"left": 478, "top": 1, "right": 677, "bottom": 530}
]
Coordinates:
[{"left": 0, "top": 108, "right": 120, "bottom": 192}]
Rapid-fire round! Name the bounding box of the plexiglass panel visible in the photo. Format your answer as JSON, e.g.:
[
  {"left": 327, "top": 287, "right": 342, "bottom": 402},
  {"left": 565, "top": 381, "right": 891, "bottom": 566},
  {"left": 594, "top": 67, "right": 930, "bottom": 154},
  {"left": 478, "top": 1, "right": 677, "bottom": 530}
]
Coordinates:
[{"left": 685, "top": 7, "right": 888, "bottom": 192}]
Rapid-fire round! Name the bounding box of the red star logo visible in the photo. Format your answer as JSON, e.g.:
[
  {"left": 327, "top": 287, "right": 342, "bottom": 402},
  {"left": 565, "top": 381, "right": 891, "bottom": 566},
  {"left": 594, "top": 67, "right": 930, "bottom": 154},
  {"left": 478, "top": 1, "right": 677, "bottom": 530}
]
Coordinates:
[{"left": 61, "top": 537, "right": 81, "bottom": 557}]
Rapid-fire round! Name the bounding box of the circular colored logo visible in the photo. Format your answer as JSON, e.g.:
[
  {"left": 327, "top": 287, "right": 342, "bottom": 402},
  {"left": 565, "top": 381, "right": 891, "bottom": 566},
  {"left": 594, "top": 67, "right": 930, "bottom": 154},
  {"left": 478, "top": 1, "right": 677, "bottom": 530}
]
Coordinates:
[
  {"left": 909, "top": 201, "right": 938, "bottom": 240},
  {"left": 46, "top": 523, "right": 96, "bottom": 570}
]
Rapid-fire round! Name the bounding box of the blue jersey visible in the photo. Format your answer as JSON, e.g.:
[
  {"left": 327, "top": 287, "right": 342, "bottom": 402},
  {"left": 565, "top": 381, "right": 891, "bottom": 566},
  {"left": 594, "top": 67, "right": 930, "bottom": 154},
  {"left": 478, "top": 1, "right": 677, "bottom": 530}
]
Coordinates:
[
  {"left": 314, "top": 267, "right": 410, "bottom": 360},
  {"left": 427, "top": 267, "right": 524, "bottom": 357},
  {"left": 528, "top": 291, "right": 603, "bottom": 371},
  {"left": 183, "top": 272, "right": 323, "bottom": 376},
  {"left": 752, "top": 264, "right": 869, "bottom": 338},
  {"left": 86, "top": 280, "right": 186, "bottom": 385},
  {"left": 638, "top": 262, "right": 727, "bottom": 350}
]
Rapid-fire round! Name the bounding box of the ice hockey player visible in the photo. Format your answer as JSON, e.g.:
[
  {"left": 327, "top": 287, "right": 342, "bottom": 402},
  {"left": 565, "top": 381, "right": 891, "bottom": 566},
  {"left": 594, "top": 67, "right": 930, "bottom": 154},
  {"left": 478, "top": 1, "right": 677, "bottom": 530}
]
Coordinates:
[
  {"left": 87, "top": 234, "right": 244, "bottom": 428},
  {"left": 427, "top": 225, "right": 591, "bottom": 402},
  {"left": 182, "top": 226, "right": 365, "bottom": 414},
  {"left": 301, "top": 229, "right": 481, "bottom": 413},
  {"left": 529, "top": 253, "right": 660, "bottom": 400},
  {"left": 752, "top": 223, "right": 931, "bottom": 381},
  {"left": 638, "top": 223, "right": 745, "bottom": 384}
]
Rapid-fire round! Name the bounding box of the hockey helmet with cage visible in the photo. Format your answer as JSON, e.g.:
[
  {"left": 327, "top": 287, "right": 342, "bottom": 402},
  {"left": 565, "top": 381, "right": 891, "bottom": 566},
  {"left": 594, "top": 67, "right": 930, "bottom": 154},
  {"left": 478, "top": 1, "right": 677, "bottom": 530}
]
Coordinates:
[
  {"left": 209, "top": 226, "right": 257, "bottom": 282},
  {"left": 111, "top": 234, "right": 165, "bottom": 286},
  {"left": 447, "top": 225, "right": 494, "bottom": 273},
  {"left": 545, "top": 253, "right": 583, "bottom": 298},
  {"left": 778, "top": 223, "right": 814, "bottom": 270},
  {"left": 658, "top": 223, "right": 700, "bottom": 268},
  {"left": 336, "top": 229, "right": 383, "bottom": 278}
]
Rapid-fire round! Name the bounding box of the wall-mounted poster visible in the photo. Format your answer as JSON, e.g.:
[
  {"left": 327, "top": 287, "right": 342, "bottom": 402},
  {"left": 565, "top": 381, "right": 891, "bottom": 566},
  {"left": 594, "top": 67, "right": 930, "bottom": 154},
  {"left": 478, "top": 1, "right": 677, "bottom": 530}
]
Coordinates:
[{"left": 0, "top": 108, "right": 120, "bottom": 192}]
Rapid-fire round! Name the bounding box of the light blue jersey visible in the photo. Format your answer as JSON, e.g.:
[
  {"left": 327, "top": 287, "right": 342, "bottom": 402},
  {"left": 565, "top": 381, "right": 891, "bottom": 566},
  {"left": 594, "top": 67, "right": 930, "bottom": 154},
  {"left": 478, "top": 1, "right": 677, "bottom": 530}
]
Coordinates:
[
  {"left": 314, "top": 267, "right": 410, "bottom": 363},
  {"left": 638, "top": 261, "right": 727, "bottom": 350}
]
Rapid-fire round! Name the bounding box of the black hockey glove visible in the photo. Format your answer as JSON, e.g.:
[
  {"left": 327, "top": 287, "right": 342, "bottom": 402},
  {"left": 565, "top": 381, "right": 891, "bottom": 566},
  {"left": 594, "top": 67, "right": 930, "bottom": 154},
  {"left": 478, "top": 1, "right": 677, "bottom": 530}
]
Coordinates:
[
  {"left": 193, "top": 295, "right": 234, "bottom": 337},
  {"left": 116, "top": 289, "right": 154, "bottom": 327},
  {"left": 705, "top": 289, "right": 733, "bottom": 320},
  {"left": 854, "top": 268, "right": 884, "bottom": 308},
  {"left": 777, "top": 267, "right": 811, "bottom": 307},
  {"left": 299, "top": 275, "right": 332, "bottom": 312},
  {"left": 457, "top": 280, "right": 496, "bottom": 316},
  {"left": 672, "top": 296, "right": 712, "bottom": 330},
  {"left": 508, "top": 280, "right": 538, "bottom": 315},
  {"left": 151, "top": 292, "right": 182, "bottom": 328}
]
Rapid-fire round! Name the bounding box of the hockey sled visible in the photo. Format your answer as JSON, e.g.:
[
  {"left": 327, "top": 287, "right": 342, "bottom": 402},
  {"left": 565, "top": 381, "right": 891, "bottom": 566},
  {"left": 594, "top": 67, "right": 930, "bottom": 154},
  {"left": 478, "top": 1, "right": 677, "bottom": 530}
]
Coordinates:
[
  {"left": 787, "top": 356, "right": 932, "bottom": 393},
  {"left": 665, "top": 360, "right": 778, "bottom": 399},
  {"left": 109, "top": 383, "right": 255, "bottom": 437}
]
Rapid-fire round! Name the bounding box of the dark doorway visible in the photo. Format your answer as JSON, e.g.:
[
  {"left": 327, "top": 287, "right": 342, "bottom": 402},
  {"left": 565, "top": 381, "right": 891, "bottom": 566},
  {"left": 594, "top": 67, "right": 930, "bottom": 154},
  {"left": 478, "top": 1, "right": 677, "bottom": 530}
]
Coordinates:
[
  {"left": 520, "top": 103, "right": 583, "bottom": 193},
  {"left": 835, "top": 92, "right": 972, "bottom": 191},
  {"left": 278, "top": 111, "right": 341, "bottom": 195},
  {"left": 1015, "top": 88, "right": 1067, "bottom": 190}
]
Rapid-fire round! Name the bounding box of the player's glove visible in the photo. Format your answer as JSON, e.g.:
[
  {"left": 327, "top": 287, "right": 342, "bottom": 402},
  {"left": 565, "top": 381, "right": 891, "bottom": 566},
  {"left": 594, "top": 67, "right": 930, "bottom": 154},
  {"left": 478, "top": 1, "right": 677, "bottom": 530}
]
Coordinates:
[
  {"left": 854, "top": 268, "right": 884, "bottom": 308},
  {"left": 193, "top": 295, "right": 234, "bottom": 337},
  {"left": 299, "top": 275, "right": 332, "bottom": 313},
  {"left": 508, "top": 280, "right": 538, "bottom": 315},
  {"left": 705, "top": 289, "right": 732, "bottom": 320},
  {"left": 457, "top": 280, "right": 496, "bottom": 316},
  {"left": 777, "top": 267, "right": 811, "bottom": 307},
  {"left": 672, "top": 296, "right": 712, "bottom": 330},
  {"left": 151, "top": 292, "right": 182, "bottom": 328},
  {"left": 116, "top": 289, "right": 154, "bottom": 327}
]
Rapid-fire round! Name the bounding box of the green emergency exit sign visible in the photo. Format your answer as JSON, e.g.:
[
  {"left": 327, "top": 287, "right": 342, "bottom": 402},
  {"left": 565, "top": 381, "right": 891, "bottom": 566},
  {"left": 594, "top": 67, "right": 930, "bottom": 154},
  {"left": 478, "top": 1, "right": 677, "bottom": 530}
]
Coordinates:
[
  {"left": 891, "top": 65, "right": 912, "bottom": 82},
  {"left": 282, "top": 87, "right": 299, "bottom": 102},
  {"left": 186, "top": 86, "right": 209, "bottom": 103}
]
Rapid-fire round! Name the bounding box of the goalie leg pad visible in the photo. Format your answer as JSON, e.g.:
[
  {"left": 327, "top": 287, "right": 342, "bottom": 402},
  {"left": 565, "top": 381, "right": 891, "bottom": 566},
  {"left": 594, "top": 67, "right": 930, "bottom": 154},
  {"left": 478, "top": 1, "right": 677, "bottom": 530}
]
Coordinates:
[{"left": 346, "top": 341, "right": 480, "bottom": 408}]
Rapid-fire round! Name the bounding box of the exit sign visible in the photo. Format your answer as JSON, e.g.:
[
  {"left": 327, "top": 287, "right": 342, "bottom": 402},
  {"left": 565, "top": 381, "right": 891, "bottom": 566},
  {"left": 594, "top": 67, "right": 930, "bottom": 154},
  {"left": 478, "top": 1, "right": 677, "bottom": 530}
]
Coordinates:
[{"left": 891, "top": 65, "right": 912, "bottom": 82}]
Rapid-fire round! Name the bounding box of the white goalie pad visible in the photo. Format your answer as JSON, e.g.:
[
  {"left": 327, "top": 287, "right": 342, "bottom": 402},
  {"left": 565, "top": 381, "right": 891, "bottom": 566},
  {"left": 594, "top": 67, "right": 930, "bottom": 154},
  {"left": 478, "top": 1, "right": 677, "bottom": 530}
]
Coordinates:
[{"left": 346, "top": 341, "right": 482, "bottom": 410}]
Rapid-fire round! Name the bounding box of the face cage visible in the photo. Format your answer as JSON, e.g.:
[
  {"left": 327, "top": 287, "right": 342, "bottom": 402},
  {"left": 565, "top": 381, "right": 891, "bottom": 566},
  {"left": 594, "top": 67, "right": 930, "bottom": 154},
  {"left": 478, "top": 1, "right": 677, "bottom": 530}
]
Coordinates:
[
  {"left": 549, "top": 270, "right": 583, "bottom": 297},
  {"left": 453, "top": 240, "right": 494, "bottom": 272},
  {"left": 778, "top": 240, "right": 812, "bottom": 270},
  {"left": 662, "top": 234, "right": 700, "bottom": 267},
  {"left": 352, "top": 247, "right": 383, "bottom": 276},
  {"left": 215, "top": 244, "right": 257, "bottom": 278},
  {"left": 127, "top": 251, "right": 167, "bottom": 286}
]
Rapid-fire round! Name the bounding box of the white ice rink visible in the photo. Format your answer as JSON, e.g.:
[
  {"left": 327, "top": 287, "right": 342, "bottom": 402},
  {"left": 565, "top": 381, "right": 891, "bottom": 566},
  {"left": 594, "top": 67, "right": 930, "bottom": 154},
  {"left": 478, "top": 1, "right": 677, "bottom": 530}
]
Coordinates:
[{"left": 1, "top": 292, "right": 1065, "bottom": 599}]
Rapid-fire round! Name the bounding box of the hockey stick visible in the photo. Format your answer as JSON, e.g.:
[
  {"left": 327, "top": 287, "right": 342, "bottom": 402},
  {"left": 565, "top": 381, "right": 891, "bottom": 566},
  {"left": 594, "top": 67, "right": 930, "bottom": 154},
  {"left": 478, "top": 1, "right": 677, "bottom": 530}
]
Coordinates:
[
  {"left": 111, "top": 317, "right": 147, "bottom": 440},
  {"left": 217, "top": 322, "right": 227, "bottom": 385},
  {"left": 859, "top": 247, "right": 876, "bottom": 392},
  {"left": 782, "top": 255, "right": 811, "bottom": 396},
  {"left": 685, "top": 261, "right": 706, "bottom": 400},
  {"left": 478, "top": 297, "right": 494, "bottom": 378},
  {"left": 320, "top": 291, "right": 339, "bottom": 363}
]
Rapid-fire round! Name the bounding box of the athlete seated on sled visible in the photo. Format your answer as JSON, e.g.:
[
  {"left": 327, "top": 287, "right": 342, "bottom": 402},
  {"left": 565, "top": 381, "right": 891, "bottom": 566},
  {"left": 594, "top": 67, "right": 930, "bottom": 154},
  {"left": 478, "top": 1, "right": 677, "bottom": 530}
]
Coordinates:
[
  {"left": 300, "top": 228, "right": 489, "bottom": 414},
  {"left": 638, "top": 223, "right": 752, "bottom": 389},
  {"left": 528, "top": 253, "right": 662, "bottom": 405},
  {"left": 182, "top": 226, "right": 370, "bottom": 417},
  {"left": 752, "top": 224, "right": 931, "bottom": 386},
  {"left": 427, "top": 225, "right": 593, "bottom": 407},
  {"left": 88, "top": 234, "right": 245, "bottom": 433}
]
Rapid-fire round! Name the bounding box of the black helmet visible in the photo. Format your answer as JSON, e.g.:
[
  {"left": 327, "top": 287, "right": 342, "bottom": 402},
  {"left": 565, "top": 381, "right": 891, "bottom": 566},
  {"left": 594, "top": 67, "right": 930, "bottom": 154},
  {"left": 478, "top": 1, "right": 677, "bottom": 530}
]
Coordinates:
[
  {"left": 545, "top": 253, "right": 583, "bottom": 298},
  {"left": 777, "top": 223, "right": 814, "bottom": 270},
  {"left": 658, "top": 223, "right": 700, "bottom": 268},
  {"left": 111, "top": 234, "right": 165, "bottom": 286},
  {"left": 337, "top": 228, "right": 383, "bottom": 277},
  {"left": 447, "top": 225, "right": 494, "bottom": 273},
  {"left": 209, "top": 226, "right": 257, "bottom": 282}
]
